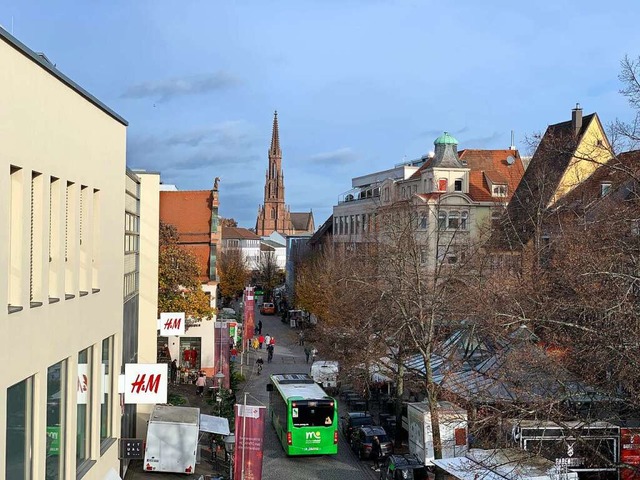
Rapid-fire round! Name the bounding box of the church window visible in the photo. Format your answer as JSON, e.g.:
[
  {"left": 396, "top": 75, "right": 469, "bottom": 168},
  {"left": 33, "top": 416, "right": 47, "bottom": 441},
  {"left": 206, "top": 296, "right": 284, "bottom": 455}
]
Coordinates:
[{"left": 270, "top": 208, "right": 275, "bottom": 219}]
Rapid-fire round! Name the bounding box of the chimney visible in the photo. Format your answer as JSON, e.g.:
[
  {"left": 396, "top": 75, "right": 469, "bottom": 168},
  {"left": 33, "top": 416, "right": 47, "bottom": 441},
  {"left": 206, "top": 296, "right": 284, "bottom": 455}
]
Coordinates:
[{"left": 571, "top": 103, "right": 582, "bottom": 136}]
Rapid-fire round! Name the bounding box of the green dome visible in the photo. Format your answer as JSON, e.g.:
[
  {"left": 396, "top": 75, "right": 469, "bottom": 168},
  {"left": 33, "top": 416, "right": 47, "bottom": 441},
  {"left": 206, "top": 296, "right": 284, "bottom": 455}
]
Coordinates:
[{"left": 434, "top": 132, "right": 458, "bottom": 145}]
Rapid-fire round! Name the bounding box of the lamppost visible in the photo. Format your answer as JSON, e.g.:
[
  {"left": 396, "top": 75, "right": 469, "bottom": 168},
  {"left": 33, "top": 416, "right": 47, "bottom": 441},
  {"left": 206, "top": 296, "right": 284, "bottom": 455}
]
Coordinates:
[{"left": 223, "top": 434, "right": 235, "bottom": 480}]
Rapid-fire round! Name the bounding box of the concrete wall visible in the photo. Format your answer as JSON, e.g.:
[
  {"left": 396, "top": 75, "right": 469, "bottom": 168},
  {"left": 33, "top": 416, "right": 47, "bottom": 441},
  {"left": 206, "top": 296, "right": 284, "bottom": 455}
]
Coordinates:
[{"left": 0, "top": 33, "right": 126, "bottom": 479}]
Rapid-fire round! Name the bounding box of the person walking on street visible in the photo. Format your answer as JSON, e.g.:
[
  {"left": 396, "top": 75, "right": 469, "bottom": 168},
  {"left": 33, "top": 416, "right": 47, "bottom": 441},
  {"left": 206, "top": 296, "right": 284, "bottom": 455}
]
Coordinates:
[
  {"left": 195, "top": 372, "right": 206, "bottom": 397},
  {"left": 304, "top": 346, "right": 311, "bottom": 364},
  {"left": 258, "top": 319, "right": 263, "bottom": 335},
  {"left": 267, "top": 344, "right": 274, "bottom": 363},
  {"left": 370, "top": 436, "right": 382, "bottom": 471},
  {"left": 298, "top": 330, "right": 305, "bottom": 346},
  {"left": 170, "top": 359, "right": 178, "bottom": 385},
  {"left": 256, "top": 357, "right": 264, "bottom": 374},
  {"left": 258, "top": 334, "right": 265, "bottom": 349},
  {"left": 264, "top": 334, "right": 271, "bottom": 347},
  {"left": 311, "top": 347, "right": 318, "bottom": 362}
]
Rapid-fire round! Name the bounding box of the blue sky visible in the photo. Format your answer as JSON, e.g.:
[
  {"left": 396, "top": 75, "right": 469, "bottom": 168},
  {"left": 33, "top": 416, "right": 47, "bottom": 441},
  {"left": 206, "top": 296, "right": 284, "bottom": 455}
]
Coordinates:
[{"left": 3, "top": 1, "right": 639, "bottom": 228}]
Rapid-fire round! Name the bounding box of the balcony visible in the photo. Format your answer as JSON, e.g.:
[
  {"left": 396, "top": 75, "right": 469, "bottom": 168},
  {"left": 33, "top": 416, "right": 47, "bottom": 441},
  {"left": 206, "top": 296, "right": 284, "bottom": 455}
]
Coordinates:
[{"left": 338, "top": 186, "right": 381, "bottom": 204}]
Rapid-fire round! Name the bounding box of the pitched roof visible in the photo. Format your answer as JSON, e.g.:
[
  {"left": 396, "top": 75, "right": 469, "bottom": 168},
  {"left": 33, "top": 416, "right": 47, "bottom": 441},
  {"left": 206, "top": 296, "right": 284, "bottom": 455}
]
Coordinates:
[
  {"left": 459, "top": 149, "right": 525, "bottom": 203},
  {"left": 261, "top": 239, "right": 285, "bottom": 249},
  {"left": 222, "top": 226, "right": 260, "bottom": 240},
  {"left": 494, "top": 113, "right": 598, "bottom": 248},
  {"left": 308, "top": 215, "right": 333, "bottom": 247},
  {"left": 290, "top": 212, "right": 313, "bottom": 232},
  {"left": 160, "top": 191, "right": 212, "bottom": 243}
]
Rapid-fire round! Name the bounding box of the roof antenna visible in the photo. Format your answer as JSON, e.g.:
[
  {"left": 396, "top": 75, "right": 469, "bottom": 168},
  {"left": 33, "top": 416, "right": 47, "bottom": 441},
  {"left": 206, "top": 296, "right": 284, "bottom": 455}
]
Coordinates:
[{"left": 510, "top": 130, "right": 516, "bottom": 151}]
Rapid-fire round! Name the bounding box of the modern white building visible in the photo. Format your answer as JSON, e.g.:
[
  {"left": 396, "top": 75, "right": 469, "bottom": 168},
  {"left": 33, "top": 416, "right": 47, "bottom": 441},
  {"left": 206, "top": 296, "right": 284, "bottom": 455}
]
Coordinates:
[
  {"left": 0, "top": 28, "right": 127, "bottom": 479},
  {"left": 221, "top": 226, "right": 261, "bottom": 270}
]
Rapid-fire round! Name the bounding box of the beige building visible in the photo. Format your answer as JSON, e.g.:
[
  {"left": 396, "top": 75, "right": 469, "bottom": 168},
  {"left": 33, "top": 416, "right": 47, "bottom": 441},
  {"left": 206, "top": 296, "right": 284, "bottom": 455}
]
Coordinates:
[{"left": 0, "top": 29, "right": 127, "bottom": 479}]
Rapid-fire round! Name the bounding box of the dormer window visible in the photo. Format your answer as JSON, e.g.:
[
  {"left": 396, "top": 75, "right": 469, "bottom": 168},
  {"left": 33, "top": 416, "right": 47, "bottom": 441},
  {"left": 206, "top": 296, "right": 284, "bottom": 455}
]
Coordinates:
[
  {"left": 600, "top": 182, "right": 612, "bottom": 197},
  {"left": 454, "top": 179, "right": 463, "bottom": 192},
  {"left": 492, "top": 185, "right": 507, "bottom": 197},
  {"left": 438, "top": 178, "right": 448, "bottom": 192},
  {"left": 427, "top": 178, "right": 433, "bottom": 192}
]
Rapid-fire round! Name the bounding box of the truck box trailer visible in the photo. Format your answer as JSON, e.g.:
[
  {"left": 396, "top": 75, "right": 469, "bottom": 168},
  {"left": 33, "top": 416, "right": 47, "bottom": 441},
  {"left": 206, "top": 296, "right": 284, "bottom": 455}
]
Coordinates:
[
  {"left": 143, "top": 405, "right": 201, "bottom": 474},
  {"left": 406, "top": 401, "right": 468, "bottom": 465}
]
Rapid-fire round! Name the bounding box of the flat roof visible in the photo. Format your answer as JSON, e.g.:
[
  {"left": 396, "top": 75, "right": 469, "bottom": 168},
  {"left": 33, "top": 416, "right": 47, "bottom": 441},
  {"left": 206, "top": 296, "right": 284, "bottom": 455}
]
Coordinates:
[
  {"left": 271, "top": 374, "right": 332, "bottom": 401},
  {"left": 0, "top": 27, "right": 128, "bottom": 126}
]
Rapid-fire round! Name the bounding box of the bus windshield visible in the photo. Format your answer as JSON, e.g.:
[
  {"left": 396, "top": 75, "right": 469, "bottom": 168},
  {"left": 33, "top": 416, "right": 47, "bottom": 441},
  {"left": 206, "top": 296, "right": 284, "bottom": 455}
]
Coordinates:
[{"left": 291, "top": 403, "right": 334, "bottom": 427}]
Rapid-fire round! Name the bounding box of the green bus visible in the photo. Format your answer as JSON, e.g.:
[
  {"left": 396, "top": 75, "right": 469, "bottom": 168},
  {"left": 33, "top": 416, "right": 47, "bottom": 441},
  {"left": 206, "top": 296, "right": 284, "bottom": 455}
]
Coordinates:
[{"left": 267, "top": 373, "right": 339, "bottom": 455}]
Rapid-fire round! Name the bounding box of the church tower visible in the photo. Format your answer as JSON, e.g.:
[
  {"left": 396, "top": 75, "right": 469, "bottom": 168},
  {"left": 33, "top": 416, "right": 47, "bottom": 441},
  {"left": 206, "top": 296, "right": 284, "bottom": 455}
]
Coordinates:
[{"left": 256, "top": 111, "right": 293, "bottom": 236}]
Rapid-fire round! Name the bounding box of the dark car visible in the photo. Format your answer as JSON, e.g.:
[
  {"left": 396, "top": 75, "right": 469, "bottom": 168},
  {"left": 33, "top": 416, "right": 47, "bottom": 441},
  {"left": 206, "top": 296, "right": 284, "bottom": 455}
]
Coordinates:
[
  {"left": 351, "top": 425, "right": 393, "bottom": 460},
  {"left": 342, "top": 412, "right": 374, "bottom": 443},
  {"left": 379, "top": 454, "right": 428, "bottom": 480}
]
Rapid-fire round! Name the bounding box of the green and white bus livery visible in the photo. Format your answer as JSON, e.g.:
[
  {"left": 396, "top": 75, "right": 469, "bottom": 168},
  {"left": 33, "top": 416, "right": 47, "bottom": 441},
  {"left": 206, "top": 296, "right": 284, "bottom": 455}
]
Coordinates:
[{"left": 267, "top": 373, "right": 339, "bottom": 455}]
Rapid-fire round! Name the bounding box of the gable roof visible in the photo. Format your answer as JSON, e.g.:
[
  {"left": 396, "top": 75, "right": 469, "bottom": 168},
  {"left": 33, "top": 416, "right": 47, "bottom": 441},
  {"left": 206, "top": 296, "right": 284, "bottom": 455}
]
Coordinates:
[
  {"left": 459, "top": 149, "right": 525, "bottom": 203},
  {"left": 290, "top": 212, "right": 314, "bottom": 232},
  {"left": 160, "top": 190, "right": 212, "bottom": 243},
  {"left": 493, "top": 113, "right": 600, "bottom": 249},
  {"left": 222, "top": 226, "right": 260, "bottom": 240}
]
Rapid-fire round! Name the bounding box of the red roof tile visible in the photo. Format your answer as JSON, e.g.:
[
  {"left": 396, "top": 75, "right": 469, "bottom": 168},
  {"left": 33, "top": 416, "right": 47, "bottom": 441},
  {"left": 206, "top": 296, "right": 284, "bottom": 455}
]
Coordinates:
[
  {"left": 222, "top": 226, "right": 261, "bottom": 240},
  {"left": 459, "top": 149, "right": 525, "bottom": 203}
]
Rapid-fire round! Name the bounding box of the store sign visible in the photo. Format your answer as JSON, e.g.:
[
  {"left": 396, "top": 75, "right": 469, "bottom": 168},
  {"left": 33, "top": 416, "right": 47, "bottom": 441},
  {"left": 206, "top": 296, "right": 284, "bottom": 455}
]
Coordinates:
[
  {"left": 159, "top": 312, "right": 185, "bottom": 336},
  {"left": 124, "top": 363, "right": 168, "bottom": 404},
  {"left": 46, "top": 426, "right": 61, "bottom": 455},
  {"left": 77, "top": 363, "right": 90, "bottom": 405}
]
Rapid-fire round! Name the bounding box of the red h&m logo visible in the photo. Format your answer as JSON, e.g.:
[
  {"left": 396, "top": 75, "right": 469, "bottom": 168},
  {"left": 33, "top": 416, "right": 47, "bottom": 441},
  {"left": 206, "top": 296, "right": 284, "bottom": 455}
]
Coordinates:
[
  {"left": 130, "top": 374, "right": 161, "bottom": 394},
  {"left": 77, "top": 374, "right": 88, "bottom": 393},
  {"left": 164, "top": 317, "right": 181, "bottom": 330}
]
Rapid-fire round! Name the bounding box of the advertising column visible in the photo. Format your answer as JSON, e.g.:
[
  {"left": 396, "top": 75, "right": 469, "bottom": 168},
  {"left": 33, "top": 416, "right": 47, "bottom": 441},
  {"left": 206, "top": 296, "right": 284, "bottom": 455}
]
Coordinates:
[
  {"left": 234, "top": 403, "right": 266, "bottom": 480},
  {"left": 214, "top": 322, "right": 230, "bottom": 389},
  {"left": 243, "top": 287, "right": 255, "bottom": 350}
]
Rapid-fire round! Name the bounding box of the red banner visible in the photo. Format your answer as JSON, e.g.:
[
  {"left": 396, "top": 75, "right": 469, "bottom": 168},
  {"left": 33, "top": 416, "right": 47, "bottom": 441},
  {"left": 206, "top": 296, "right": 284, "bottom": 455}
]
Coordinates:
[
  {"left": 243, "top": 287, "right": 255, "bottom": 351},
  {"left": 214, "top": 323, "right": 230, "bottom": 389},
  {"left": 234, "top": 404, "right": 266, "bottom": 480}
]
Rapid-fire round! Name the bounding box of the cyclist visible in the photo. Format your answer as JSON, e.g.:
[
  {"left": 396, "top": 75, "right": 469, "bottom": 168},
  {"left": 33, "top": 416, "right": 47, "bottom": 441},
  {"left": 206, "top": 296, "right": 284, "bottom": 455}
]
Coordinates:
[{"left": 256, "top": 357, "right": 264, "bottom": 374}]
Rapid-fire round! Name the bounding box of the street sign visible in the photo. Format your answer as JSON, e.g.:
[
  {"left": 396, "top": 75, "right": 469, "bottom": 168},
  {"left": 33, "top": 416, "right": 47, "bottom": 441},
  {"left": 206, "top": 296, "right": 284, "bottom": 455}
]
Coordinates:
[{"left": 119, "top": 438, "right": 144, "bottom": 459}]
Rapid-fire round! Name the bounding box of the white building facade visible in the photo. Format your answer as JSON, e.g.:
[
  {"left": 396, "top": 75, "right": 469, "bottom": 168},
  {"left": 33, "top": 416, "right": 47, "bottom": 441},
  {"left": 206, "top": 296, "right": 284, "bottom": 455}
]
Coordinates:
[{"left": 0, "top": 30, "right": 127, "bottom": 479}]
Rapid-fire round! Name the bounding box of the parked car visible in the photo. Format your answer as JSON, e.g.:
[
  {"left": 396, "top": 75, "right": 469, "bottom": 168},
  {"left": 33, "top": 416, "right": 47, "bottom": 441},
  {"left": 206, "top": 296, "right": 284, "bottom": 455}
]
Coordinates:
[
  {"left": 379, "top": 454, "right": 428, "bottom": 480},
  {"left": 260, "top": 302, "right": 275, "bottom": 315},
  {"left": 351, "top": 425, "right": 393, "bottom": 460},
  {"left": 342, "top": 412, "right": 374, "bottom": 443}
]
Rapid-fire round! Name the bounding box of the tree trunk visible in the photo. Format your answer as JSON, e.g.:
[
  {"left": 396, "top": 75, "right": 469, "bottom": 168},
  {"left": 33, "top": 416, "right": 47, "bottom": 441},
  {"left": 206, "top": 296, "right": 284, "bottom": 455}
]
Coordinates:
[
  {"left": 424, "top": 353, "right": 444, "bottom": 480},
  {"left": 394, "top": 360, "right": 405, "bottom": 448}
]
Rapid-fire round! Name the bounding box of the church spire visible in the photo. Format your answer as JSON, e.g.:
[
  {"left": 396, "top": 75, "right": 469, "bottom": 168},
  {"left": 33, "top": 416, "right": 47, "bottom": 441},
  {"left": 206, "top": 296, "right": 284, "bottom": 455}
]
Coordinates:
[{"left": 269, "top": 110, "right": 281, "bottom": 157}]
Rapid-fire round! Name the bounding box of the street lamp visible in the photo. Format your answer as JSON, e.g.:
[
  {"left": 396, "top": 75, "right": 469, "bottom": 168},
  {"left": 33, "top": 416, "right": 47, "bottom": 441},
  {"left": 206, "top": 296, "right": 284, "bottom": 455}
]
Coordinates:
[
  {"left": 214, "top": 371, "right": 225, "bottom": 415},
  {"left": 223, "top": 434, "right": 235, "bottom": 480}
]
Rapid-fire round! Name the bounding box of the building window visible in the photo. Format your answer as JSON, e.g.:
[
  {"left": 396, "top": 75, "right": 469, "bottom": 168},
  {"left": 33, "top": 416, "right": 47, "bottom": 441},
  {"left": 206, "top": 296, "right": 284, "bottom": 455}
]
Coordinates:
[
  {"left": 420, "top": 247, "right": 428, "bottom": 265},
  {"left": 6, "top": 376, "right": 33, "bottom": 479},
  {"left": 384, "top": 187, "right": 389, "bottom": 202},
  {"left": 428, "top": 178, "right": 433, "bottom": 192},
  {"left": 438, "top": 178, "right": 448, "bottom": 192},
  {"left": 46, "top": 360, "right": 66, "bottom": 479},
  {"left": 454, "top": 179, "right": 463, "bottom": 192},
  {"left": 438, "top": 211, "right": 447, "bottom": 230},
  {"left": 355, "top": 215, "right": 361, "bottom": 233},
  {"left": 437, "top": 245, "right": 460, "bottom": 264},
  {"left": 491, "top": 210, "right": 502, "bottom": 231},
  {"left": 402, "top": 187, "right": 406, "bottom": 199},
  {"left": 92, "top": 189, "right": 100, "bottom": 291},
  {"left": 9, "top": 165, "right": 24, "bottom": 309},
  {"left": 492, "top": 184, "right": 507, "bottom": 197},
  {"left": 77, "top": 347, "right": 93, "bottom": 468},
  {"left": 50, "top": 177, "right": 61, "bottom": 300},
  {"left": 448, "top": 211, "right": 460, "bottom": 229},
  {"left": 461, "top": 211, "right": 468, "bottom": 230},
  {"left": 419, "top": 213, "right": 428, "bottom": 230},
  {"left": 270, "top": 208, "right": 275, "bottom": 219},
  {"left": 101, "top": 337, "right": 113, "bottom": 446},
  {"left": 600, "top": 182, "right": 612, "bottom": 197},
  {"left": 65, "top": 182, "right": 77, "bottom": 297}
]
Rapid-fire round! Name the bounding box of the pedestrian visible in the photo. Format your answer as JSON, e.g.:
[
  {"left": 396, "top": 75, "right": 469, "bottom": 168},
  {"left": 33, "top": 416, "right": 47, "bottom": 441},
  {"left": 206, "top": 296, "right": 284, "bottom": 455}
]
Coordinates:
[
  {"left": 252, "top": 337, "right": 259, "bottom": 350},
  {"left": 254, "top": 325, "right": 259, "bottom": 335},
  {"left": 304, "top": 346, "right": 311, "bottom": 364},
  {"left": 230, "top": 347, "right": 238, "bottom": 362},
  {"left": 267, "top": 344, "right": 274, "bottom": 363},
  {"left": 370, "top": 435, "right": 381, "bottom": 471},
  {"left": 170, "top": 359, "right": 178, "bottom": 385},
  {"left": 311, "top": 347, "right": 318, "bottom": 362},
  {"left": 298, "top": 330, "right": 305, "bottom": 346},
  {"left": 258, "top": 334, "right": 265, "bottom": 349},
  {"left": 229, "top": 336, "right": 235, "bottom": 349},
  {"left": 258, "top": 319, "right": 263, "bottom": 335},
  {"left": 195, "top": 372, "right": 206, "bottom": 397},
  {"left": 265, "top": 334, "right": 271, "bottom": 346},
  {"left": 269, "top": 336, "right": 276, "bottom": 346},
  {"left": 256, "top": 357, "right": 264, "bottom": 375}
]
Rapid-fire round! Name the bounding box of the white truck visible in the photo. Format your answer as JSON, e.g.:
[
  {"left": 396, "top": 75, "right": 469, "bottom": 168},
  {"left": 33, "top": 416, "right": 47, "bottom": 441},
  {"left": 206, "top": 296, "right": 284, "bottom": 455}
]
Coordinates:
[
  {"left": 143, "top": 405, "right": 230, "bottom": 474},
  {"left": 405, "top": 401, "right": 468, "bottom": 465},
  {"left": 310, "top": 360, "right": 339, "bottom": 393}
]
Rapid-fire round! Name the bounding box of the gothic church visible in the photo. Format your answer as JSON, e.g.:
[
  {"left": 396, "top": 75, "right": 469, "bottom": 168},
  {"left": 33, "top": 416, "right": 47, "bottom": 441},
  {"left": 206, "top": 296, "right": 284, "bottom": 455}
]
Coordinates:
[{"left": 255, "top": 112, "right": 314, "bottom": 236}]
